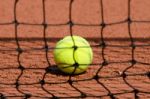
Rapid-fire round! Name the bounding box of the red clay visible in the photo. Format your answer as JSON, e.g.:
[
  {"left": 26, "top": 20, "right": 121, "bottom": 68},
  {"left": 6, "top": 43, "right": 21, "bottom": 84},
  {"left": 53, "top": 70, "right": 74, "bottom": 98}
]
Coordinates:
[{"left": 0, "top": 0, "right": 150, "bottom": 99}]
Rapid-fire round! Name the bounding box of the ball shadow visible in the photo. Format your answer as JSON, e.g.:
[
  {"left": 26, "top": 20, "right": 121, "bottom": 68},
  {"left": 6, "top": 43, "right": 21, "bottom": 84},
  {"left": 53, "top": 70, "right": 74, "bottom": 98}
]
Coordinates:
[{"left": 46, "top": 65, "right": 86, "bottom": 76}]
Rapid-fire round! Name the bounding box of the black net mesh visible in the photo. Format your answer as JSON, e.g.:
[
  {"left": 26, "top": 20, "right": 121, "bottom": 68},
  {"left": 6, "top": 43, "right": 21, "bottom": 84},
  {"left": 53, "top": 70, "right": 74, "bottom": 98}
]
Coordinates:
[{"left": 0, "top": 0, "right": 150, "bottom": 99}]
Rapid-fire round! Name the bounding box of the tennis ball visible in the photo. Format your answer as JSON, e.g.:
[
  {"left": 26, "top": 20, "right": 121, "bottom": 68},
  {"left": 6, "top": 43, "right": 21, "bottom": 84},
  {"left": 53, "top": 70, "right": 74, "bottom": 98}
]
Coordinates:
[{"left": 54, "top": 36, "right": 93, "bottom": 74}]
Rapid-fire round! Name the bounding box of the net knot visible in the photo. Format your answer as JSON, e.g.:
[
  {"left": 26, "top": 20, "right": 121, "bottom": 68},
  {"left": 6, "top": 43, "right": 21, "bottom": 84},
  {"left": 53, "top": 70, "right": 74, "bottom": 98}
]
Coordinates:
[
  {"left": 133, "top": 89, "right": 139, "bottom": 94},
  {"left": 101, "top": 22, "right": 106, "bottom": 27},
  {"left": 43, "top": 23, "right": 48, "bottom": 28},
  {"left": 18, "top": 65, "right": 25, "bottom": 70},
  {"left": 68, "top": 21, "right": 74, "bottom": 27},
  {"left": 14, "top": 20, "right": 19, "bottom": 25},
  {"left": 133, "top": 89, "right": 139, "bottom": 99},
  {"left": 0, "top": 94, "right": 5, "bottom": 99},
  {"left": 102, "top": 61, "right": 108, "bottom": 66},
  {"left": 71, "top": 0, "right": 74, "bottom": 2},
  {"left": 100, "top": 42, "right": 106, "bottom": 48},
  {"left": 15, "top": 0, "right": 19, "bottom": 3},
  {"left": 73, "top": 46, "right": 78, "bottom": 50},
  {"left": 147, "top": 72, "right": 150, "bottom": 78},
  {"left": 15, "top": 82, "right": 19, "bottom": 88},
  {"left": 81, "top": 93, "right": 86, "bottom": 98},
  {"left": 130, "top": 43, "right": 136, "bottom": 49},
  {"left": 108, "top": 93, "right": 115, "bottom": 99},
  {"left": 93, "top": 75, "right": 99, "bottom": 80},
  {"left": 68, "top": 80, "right": 73, "bottom": 85},
  {"left": 25, "top": 94, "right": 31, "bottom": 99},
  {"left": 52, "top": 96, "right": 59, "bottom": 99},
  {"left": 121, "top": 72, "right": 127, "bottom": 78},
  {"left": 40, "top": 80, "right": 45, "bottom": 85},
  {"left": 16, "top": 48, "right": 23, "bottom": 53},
  {"left": 127, "top": 18, "right": 132, "bottom": 23},
  {"left": 73, "top": 62, "right": 79, "bottom": 67},
  {"left": 45, "top": 45, "right": 49, "bottom": 51},
  {"left": 45, "top": 66, "right": 52, "bottom": 73},
  {"left": 130, "top": 59, "right": 136, "bottom": 65}
]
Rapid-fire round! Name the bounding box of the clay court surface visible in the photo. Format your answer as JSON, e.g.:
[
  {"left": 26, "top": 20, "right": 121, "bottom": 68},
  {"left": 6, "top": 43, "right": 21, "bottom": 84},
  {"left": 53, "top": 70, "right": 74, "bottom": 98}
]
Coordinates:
[{"left": 0, "top": 0, "right": 150, "bottom": 99}]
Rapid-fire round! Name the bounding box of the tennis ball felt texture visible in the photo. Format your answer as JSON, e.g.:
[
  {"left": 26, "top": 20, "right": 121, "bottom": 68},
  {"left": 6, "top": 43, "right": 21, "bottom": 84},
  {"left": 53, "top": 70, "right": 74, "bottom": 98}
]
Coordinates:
[{"left": 54, "top": 36, "right": 93, "bottom": 74}]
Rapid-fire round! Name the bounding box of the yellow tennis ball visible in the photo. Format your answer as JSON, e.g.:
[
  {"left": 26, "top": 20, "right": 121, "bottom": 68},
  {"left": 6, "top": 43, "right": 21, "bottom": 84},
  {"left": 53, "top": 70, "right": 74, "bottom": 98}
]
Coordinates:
[{"left": 54, "top": 36, "right": 93, "bottom": 74}]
